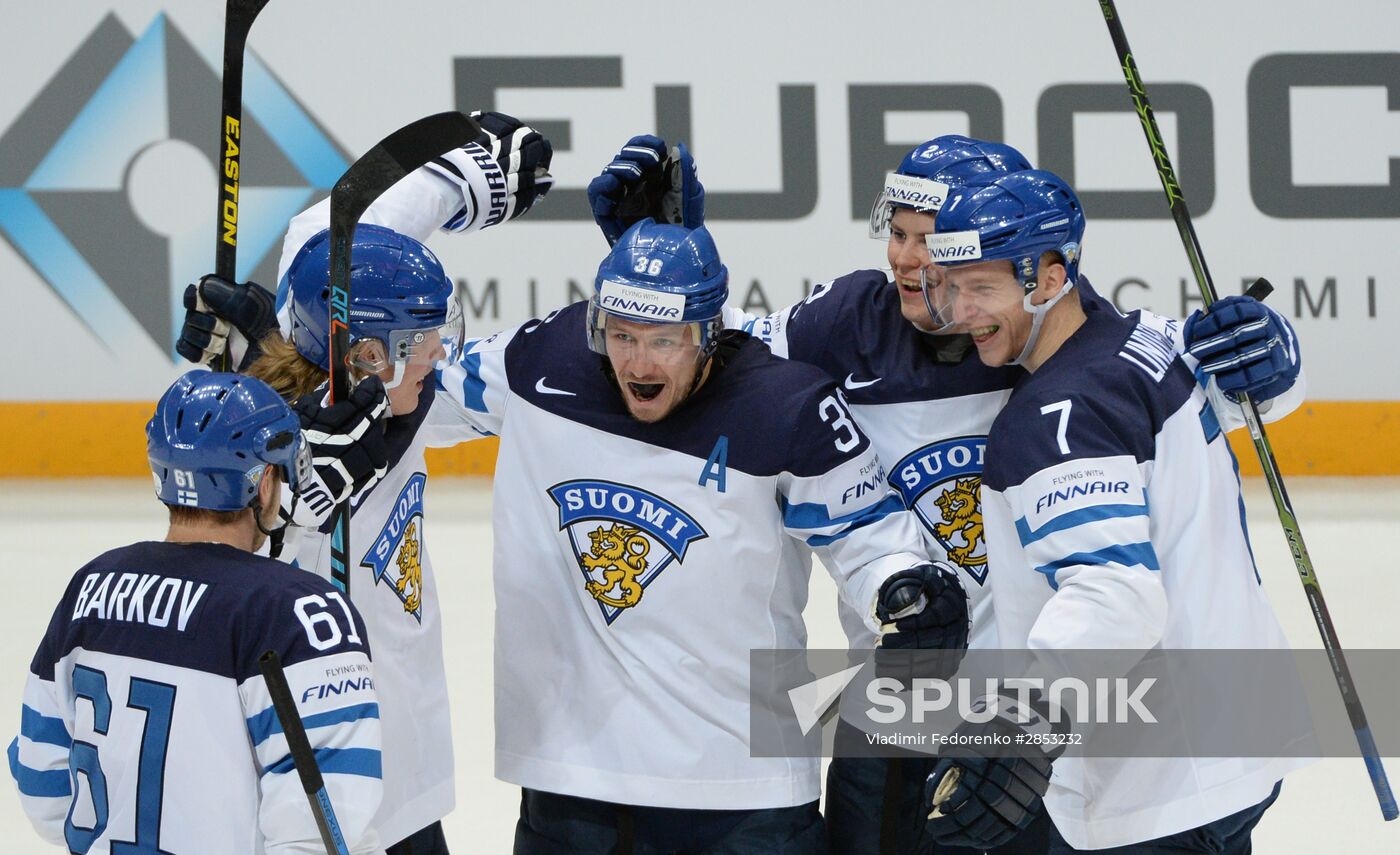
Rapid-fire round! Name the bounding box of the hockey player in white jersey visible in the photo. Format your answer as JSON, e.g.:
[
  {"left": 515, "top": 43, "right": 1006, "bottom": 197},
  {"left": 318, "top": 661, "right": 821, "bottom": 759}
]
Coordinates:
[
  {"left": 920, "top": 169, "right": 1305, "bottom": 852},
  {"left": 175, "top": 112, "right": 554, "bottom": 855},
  {"left": 586, "top": 135, "right": 1305, "bottom": 855},
  {"left": 425, "top": 218, "right": 967, "bottom": 853},
  {"left": 9, "top": 370, "right": 382, "bottom": 853}
]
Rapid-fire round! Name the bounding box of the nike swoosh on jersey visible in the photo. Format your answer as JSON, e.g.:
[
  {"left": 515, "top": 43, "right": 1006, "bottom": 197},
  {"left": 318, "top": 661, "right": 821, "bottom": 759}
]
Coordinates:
[
  {"left": 844, "top": 374, "right": 881, "bottom": 390},
  {"left": 535, "top": 378, "right": 576, "bottom": 396}
]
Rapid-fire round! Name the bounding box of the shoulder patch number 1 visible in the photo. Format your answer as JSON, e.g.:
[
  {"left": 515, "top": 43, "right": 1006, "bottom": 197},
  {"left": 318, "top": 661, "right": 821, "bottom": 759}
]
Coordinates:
[{"left": 1040, "top": 399, "right": 1072, "bottom": 456}]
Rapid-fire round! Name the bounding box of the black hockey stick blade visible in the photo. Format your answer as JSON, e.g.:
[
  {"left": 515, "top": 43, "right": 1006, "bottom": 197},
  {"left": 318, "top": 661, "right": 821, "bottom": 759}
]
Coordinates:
[
  {"left": 258, "top": 649, "right": 350, "bottom": 855},
  {"left": 324, "top": 111, "right": 479, "bottom": 596},
  {"left": 326, "top": 111, "right": 480, "bottom": 403},
  {"left": 328, "top": 111, "right": 481, "bottom": 238},
  {"left": 211, "top": 0, "right": 272, "bottom": 371}
]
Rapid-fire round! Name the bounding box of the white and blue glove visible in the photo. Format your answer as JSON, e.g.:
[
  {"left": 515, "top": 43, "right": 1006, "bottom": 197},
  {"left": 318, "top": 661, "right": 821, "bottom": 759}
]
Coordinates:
[
  {"left": 587, "top": 135, "right": 704, "bottom": 245},
  {"left": 1183, "top": 295, "right": 1300, "bottom": 402},
  {"left": 426, "top": 110, "right": 553, "bottom": 232}
]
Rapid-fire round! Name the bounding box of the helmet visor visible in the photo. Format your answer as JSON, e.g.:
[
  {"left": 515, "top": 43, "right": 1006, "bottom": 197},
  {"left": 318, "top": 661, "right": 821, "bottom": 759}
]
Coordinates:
[
  {"left": 868, "top": 172, "right": 951, "bottom": 239},
  {"left": 594, "top": 311, "right": 705, "bottom": 368}
]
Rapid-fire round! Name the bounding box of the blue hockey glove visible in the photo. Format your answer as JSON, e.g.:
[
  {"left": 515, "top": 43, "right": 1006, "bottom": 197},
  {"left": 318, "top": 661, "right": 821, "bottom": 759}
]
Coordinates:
[
  {"left": 427, "top": 111, "right": 553, "bottom": 231},
  {"left": 876, "top": 562, "right": 970, "bottom": 651},
  {"left": 925, "top": 694, "right": 1063, "bottom": 849},
  {"left": 1183, "top": 295, "right": 1300, "bottom": 402},
  {"left": 176, "top": 274, "right": 277, "bottom": 369},
  {"left": 588, "top": 135, "right": 704, "bottom": 245}
]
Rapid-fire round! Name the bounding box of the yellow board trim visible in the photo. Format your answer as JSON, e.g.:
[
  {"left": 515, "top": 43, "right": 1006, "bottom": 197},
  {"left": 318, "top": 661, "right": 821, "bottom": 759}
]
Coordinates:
[{"left": 0, "top": 401, "right": 1395, "bottom": 477}]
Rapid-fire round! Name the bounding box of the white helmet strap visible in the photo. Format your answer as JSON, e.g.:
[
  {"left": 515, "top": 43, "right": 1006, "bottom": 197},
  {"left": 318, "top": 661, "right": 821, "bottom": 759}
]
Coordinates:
[{"left": 1009, "top": 278, "right": 1076, "bottom": 367}]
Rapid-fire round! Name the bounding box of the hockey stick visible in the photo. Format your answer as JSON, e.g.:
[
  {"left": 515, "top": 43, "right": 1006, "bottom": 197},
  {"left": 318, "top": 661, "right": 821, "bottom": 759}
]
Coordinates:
[
  {"left": 258, "top": 649, "right": 351, "bottom": 855},
  {"left": 325, "top": 111, "right": 481, "bottom": 594},
  {"left": 211, "top": 0, "right": 272, "bottom": 371},
  {"left": 1097, "top": 0, "right": 1398, "bottom": 821}
]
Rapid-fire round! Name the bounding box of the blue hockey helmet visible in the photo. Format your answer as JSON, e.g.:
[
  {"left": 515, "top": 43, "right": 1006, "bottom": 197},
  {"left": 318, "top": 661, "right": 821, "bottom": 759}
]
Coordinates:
[
  {"left": 868, "top": 135, "right": 1032, "bottom": 239},
  {"left": 587, "top": 218, "right": 729, "bottom": 363},
  {"left": 147, "top": 370, "right": 312, "bottom": 512},
  {"left": 932, "top": 169, "right": 1085, "bottom": 365},
  {"left": 285, "top": 224, "right": 463, "bottom": 386},
  {"left": 932, "top": 168, "right": 1084, "bottom": 286}
]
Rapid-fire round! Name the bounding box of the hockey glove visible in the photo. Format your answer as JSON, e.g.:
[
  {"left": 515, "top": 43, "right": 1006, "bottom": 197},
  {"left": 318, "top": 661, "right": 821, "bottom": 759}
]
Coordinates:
[
  {"left": 293, "top": 377, "right": 390, "bottom": 505},
  {"left": 175, "top": 274, "right": 278, "bottom": 369},
  {"left": 924, "top": 694, "right": 1064, "bottom": 849},
  {"left": 1183, "top": 295, "right": 1300, "bottom": 402},
  {"left": 876, "top": 562, "right": 970, "bottom": 651},
  {"left": 875, "top": 563, "right": 970, "bottom": 684},
  {"left": 426, "top": 111, "right": 554, "bottom": 232},
  {"left": 588, "top": 135, "right": 705, "bottom": 245}
]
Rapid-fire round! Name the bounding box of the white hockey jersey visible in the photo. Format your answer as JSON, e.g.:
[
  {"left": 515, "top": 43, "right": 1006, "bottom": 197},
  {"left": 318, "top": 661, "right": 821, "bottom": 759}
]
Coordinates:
[
  {"left": 273, "top": 387, "right": 459, "bottom": 848},
  {"left": 739, "top": 273, "right": 1304, "bottom": 651},
  {"left": 737, "top": 271, "right": 1021, "bottom": 650},
  {"left": 429, "top": 305, "right": 930, "bottom": 809},
  {"left": 8, "top": 541, "right": 382, "bottom": 854},
  {"left": 981, "top": 305, "right": 1308, "bottom": 848},
  {"left": 269, "top": 170, "right": 480, "bottom": 846}
]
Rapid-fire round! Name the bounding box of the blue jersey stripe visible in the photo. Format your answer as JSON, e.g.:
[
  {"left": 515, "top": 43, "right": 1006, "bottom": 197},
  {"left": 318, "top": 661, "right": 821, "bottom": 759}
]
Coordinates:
[
  {"left": 455, "top": 349, "right": 489, "bottom": 413},
  {"left": 264, "top": 747, "right": 382, "bottom": 779},
  {"left": 1033, "top": 541, "right": 1161, "bottom": 590},
  {"left": 20, "top": 705, "right": 71, "bottom": 748},
  {"left": 1014, "top": 502, "right": 1149, "bottom": 547},
  {"left": 1199, "top": 401, "right": 1222, "bottom": 443},
  {"left": 7, "top": 738, "right": 72, "bottom": 798},
  {"left": 790, "top": 494, "right": 905, "bottom": 547},
  {"left": 783, "top": 492, "right": 903, "bottom": 531},
  {"left": 246, "top": 702, "right": 380, "bottom": 748}
]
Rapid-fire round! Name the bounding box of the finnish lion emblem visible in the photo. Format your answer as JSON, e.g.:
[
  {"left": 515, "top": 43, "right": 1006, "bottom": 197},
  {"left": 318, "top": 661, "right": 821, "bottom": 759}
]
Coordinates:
[
  {"left": 934, "top": 476, "right": 986, "bottom": 570},
  {"left": 580, "top": 522, "right": 651, "bottom": 609},
  {"left": 394, "top": 519, "right": 423, "bottom": 616}
]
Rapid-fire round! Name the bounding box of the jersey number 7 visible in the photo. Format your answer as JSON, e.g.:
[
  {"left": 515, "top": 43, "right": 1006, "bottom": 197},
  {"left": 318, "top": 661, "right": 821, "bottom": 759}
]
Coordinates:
[{"left": 1040, "top": 399, "right": 1073, "bottom": 456}]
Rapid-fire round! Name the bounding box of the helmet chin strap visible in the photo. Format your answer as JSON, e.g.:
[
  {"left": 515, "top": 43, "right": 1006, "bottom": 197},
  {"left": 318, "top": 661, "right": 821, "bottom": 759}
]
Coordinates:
[
  {"left": 1009, "top": 278, "right": 1076, "bottom": 366},
  {"left": 380, "top": 361, "right": 409, "bottom": 391}
]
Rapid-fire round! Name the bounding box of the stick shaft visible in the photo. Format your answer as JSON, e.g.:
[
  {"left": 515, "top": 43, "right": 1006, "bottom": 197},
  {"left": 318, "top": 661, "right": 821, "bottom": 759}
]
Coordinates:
[
  {"left": 212, "top": 0, "right": 270, "bottom": 370},
  {"left": 258, "top": 649, "right": 350, "bottom": 855},
  {"left": 324, "top": 111, "right": 481, "bottom": 595},
  {"left": 1097, "top": 0, "right": 1396, "bottom": 821}
]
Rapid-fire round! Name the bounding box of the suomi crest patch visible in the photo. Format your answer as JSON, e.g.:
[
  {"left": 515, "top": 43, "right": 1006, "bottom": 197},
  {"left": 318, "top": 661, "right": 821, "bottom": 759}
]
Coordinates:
[
  {"left": 360, "top": 472, "right": 427, "bottom": 623},
  {"left": 547, "top": 480, "right": 707, "bottom": 625},
  {"left": 891, "top": 436, "right": 989, "bottom": 584}
]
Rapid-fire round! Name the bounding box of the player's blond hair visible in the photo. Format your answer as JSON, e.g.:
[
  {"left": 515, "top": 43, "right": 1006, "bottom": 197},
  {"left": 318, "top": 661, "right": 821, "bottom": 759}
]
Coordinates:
[{"left": 245, "top": 335, "right": 327, "bottom": 401}]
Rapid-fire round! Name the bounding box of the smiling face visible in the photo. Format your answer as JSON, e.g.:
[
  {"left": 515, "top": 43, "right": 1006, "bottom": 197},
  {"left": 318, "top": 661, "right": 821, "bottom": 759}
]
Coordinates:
[
  {"left": 886, "top": 208, "right": 942, "bottom": 330},
  {"left": 603, "top": 315, "right": 707, "bottom": 423},
  {"left": 945, "top": 259, "right": 1033, "bottom": 367}
]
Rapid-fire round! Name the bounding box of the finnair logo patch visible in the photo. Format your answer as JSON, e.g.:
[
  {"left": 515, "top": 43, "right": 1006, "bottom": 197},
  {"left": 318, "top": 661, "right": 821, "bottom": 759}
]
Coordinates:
[
  {"left": 882, "top": 173, "right": 949, "bottom": 211},
  {"left": 925, "top": 231, "right": 983, "bottom": 262},
  {"left": 597, "top": 281, "right": 685, "bottom": 321}
]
